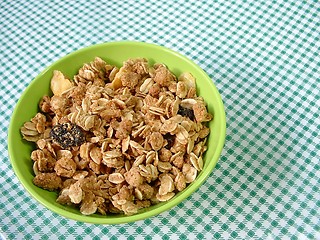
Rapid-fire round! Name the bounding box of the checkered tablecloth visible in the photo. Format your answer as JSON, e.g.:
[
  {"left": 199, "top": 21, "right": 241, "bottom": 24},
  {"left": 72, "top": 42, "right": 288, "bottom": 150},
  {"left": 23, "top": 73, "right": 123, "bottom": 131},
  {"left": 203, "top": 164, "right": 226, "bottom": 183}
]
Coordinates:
[{"left": 1, "top": 0, "right": 319, "bottom": 239}]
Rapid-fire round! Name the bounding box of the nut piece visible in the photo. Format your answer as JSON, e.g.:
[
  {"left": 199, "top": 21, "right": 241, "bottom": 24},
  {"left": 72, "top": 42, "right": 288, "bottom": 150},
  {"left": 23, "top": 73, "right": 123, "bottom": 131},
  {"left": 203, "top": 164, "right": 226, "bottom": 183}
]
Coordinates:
[
  {"left": 50, "top": 70, "right": 73, "bottom": 96},
  {"left": 21, "top": 57, "right": 213, "bottom": 216}
]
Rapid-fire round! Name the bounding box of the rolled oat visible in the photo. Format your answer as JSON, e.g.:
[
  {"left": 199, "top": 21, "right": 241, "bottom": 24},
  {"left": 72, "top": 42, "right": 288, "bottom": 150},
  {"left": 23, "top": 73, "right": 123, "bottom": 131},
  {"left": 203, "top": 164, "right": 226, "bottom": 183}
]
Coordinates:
[{"left": 21, "top": 57, "right": 213, "bottom": 215}]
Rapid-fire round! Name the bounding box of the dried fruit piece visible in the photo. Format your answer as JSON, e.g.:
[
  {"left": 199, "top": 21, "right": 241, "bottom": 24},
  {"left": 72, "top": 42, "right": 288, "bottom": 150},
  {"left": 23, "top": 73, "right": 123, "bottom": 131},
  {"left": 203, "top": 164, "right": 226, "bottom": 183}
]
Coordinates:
[
  {"left": 177, "top": 106, "right": 195, "bottom": 121},
  {"left": 50, "top": 123, "right": 85, "bottom": 149},
  {"left": 164, "top": 133, "right": 175, "bottom": 150},
  {"left": 21, "top": 57, "right": 214, "bottom": 216}
]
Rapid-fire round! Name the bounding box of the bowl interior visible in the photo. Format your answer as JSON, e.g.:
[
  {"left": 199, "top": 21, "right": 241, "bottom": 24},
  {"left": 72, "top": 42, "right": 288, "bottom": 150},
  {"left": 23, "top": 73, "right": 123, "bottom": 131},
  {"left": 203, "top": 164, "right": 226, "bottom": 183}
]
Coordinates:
[{"left": 8, "top": 41, "right": 226, "bottom": 224}]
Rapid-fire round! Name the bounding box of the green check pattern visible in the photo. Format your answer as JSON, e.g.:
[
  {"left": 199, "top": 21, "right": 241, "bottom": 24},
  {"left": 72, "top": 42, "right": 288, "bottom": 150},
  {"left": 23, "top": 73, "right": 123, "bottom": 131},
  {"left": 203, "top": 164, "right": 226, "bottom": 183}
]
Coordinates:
[{"left": 1, "top": 0, "right": 319, "bottom": 239}]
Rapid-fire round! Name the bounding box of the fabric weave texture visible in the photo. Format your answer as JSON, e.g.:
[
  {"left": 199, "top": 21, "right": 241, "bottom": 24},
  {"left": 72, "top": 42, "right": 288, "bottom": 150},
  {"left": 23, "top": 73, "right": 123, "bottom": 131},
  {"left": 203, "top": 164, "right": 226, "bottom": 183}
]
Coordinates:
[{"left": 0, "top": 0, "right": 319, "bottom": 239}]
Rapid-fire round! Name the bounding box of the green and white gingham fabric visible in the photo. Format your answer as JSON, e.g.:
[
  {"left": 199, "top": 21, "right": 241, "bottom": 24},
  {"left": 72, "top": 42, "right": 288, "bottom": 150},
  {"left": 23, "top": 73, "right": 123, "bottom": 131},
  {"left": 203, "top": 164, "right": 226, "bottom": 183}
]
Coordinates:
[{"left": 0, "top": 0, "right": 319, "bottom": 239}]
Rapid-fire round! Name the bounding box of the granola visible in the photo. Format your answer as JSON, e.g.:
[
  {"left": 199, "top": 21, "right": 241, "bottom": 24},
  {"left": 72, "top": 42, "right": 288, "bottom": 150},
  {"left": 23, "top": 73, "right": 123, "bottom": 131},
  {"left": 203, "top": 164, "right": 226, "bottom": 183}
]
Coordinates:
[{"left": 21, "top": 57, "right": 213, "bottom": 216}]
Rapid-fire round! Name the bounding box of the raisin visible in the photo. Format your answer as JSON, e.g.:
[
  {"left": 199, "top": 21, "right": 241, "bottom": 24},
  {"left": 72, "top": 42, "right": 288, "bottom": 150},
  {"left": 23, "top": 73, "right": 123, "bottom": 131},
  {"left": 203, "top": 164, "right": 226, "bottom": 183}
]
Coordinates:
[
  {"left": 164, "top": 133, "right": 175, "bottom": 150},
  {"left": 177, "top": 106, "right": 195, "bottom": 121},
  {"left": 50, "top": 123, "right": 85, "bottom": 149}
]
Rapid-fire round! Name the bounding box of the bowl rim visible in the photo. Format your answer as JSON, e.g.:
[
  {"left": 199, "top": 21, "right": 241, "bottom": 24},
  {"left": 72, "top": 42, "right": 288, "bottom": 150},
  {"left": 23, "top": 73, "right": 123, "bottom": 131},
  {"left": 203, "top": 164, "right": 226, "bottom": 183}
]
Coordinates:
[{"left": 8, "top": 41, "right": 226, "bottom": 224}]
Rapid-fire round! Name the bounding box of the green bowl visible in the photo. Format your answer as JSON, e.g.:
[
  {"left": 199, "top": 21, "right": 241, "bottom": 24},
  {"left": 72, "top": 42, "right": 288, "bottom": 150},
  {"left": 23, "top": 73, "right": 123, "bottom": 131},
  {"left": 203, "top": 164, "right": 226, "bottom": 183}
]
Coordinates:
[{"left": 8, "top": 41, "right": 226, "bottom": 224}]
